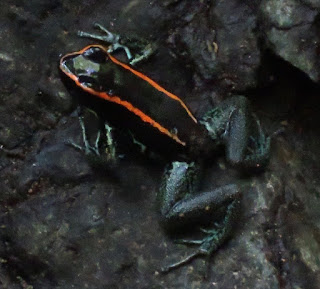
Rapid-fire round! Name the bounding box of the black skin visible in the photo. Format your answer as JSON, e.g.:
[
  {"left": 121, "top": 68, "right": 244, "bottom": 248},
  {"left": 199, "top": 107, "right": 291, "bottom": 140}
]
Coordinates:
[{"left": 60, "top": 24, "right": 271, "bottom": 273}]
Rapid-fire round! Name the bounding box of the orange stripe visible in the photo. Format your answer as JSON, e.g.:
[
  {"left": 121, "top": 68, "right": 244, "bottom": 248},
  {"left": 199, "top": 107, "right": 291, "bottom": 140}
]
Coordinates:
[
  {"left": 108, "top": 53, "right": 198, "bottom": 124},
  {"left": 59, "top": 45, "right": 100, "bottom": 60},
  {"left": 60, "top": 57, "right": 186, "bottom": 146}
]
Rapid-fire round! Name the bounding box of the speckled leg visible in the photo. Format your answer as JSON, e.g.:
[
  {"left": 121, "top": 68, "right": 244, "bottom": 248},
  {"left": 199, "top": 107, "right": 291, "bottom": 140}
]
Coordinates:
[
  {"left": 159, "top": 162, "right": 241, "bottom": 272},
  {"left": 69, "top": 113, "right": 101, "bottom": 155},
  {"left": 161, "top": 198, "right": 240, "bottom": 273},
  {"left": 77, "top": 23, "right": 155, "bottom": 66},
  {"left": 66, "top": 108, "right": 117, "bottom": 163},
  {"left": 78, "top": 23, "right": 133, "bottom": 60},
  {"left": 201, "top": 95, "right": 270, "bottom": 169}
]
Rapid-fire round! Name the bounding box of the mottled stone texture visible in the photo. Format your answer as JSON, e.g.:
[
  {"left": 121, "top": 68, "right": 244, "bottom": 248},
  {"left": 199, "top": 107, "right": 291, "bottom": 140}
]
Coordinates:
[{"left": 260, "top": 0, "right": 320, "bottom": 82}]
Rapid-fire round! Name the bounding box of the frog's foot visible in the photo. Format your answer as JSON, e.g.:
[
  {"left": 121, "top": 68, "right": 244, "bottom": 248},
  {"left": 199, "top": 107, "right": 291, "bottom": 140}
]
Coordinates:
[
  {"left": 103, "top": 122, "right": 117, "bottom": 163},
  {"left": 129, "top": 43, "right": 155, "bottom": 66},
  {"left": 78, "top": 23, "right": 120, "bottom": 45},
  {"left": 245, "top": 116, "right": 271, "bottom": 168},
  {"left": 67, "top": 114, "right": 101, "bottom": 155},
  {"left": 66, "top": 110, "right": 117, "bottom": 163},
  {"left": 78, "top": 23, "right": 156, "bottom": 65},
  {"left": 129, "top": 131, "right": 147, "bottom": 154},
  {"left": 161, "top": 198, "right": 240, "bottom": 273},
  {"left": 78, "top": 23, "right": 133, "bottom": 60}
]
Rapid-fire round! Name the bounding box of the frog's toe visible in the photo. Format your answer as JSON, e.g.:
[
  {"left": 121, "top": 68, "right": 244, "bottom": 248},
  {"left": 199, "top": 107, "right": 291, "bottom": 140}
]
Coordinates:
[
  {"left": 69, "top": 115, "right": 101, "bottom": 156},
  {"left": 161, "top": 250, "right": 204, "bottom": 273},
  {"left": 66, "top": 109, "right": 118, "bottom": 164},
  {"left": 245, "top": 132, "right": 271, "bottom": 169},
  {"left": 174, "top": 238, "right": 203, "bottom": 245}
]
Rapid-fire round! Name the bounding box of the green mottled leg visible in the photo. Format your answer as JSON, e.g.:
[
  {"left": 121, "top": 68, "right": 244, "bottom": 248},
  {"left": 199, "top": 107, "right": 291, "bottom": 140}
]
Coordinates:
[
  {"left": 161, "top": 198, "right": 240, "bottom": 273},
  {"left": 66, "top": 108, "right": 117, "bottom": 163},
  {"left": 129, "top": 131, "right": 147, "bottom": 153},
  {"left": 225, "top": 96, "right": 270, "bottom": 168},
  {"left": 72, "top": 114, "right": 101, "bottom": 155},
  {"left": 224, "top": 96, "right": 251, "bottom": 166},
  {"left": 244, "top": 116, "right": 270, "bottom": 168},
  {"left": 159, "top": 162, "right": 241, "bottom": 272},
  {"left": 129, "top": 44, "right": 154, "bottom": 66},
  {"left": 103, "top": 123, "right": 117, "bottom": 163},
  {"left": 159, "top": 162, "right": 199, "bottom": 220},
  {"left": 78, "top": 23, "right": 132, "bottom": 59},
  {"left": 77, "top": 23, "right": 155, "bottom": 65},
  {"left": 201, "top": 95, "right": 270, "bottom": 169},
  {"left": 78, "top": 23, "right": 120, "bottom": 45}
]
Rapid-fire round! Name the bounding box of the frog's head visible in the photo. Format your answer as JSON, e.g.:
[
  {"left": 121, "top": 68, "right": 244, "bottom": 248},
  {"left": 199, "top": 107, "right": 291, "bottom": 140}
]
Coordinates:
[{"left": 60, "top": 45, "right": 113, "bottom": 93}]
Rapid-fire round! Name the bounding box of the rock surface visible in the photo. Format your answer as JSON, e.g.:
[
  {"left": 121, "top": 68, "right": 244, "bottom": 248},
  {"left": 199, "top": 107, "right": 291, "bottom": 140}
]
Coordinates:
[{"left": 0, "top": 0, "right": 320, "bottom": 288}]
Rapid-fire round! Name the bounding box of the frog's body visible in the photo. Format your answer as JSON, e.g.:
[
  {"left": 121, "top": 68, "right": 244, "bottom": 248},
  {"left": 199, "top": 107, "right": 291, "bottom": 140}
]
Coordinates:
[
  {"left": 60, "top": 45, "right": 212, "bottom": 157},
  {"left": 59, "top": 24, "right": 270, "bottom": 272}
]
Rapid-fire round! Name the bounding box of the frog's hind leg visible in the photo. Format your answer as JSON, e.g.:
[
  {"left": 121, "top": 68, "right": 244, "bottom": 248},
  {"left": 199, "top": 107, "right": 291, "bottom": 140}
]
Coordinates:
[
  {"left": 222, "top": 96, "right": 270, "bottom": 168},
  {"left": 244, "top": 115, "right": 271, "bottom": 168},
  {"left": 161, "top": 192, "right": 240, "bottom": 273},
  {"left": 159, "top": 161, "right": 241, "bottom": 273},
  {"left": 202, "top": 95, "right": 270, "bottom": 169}
]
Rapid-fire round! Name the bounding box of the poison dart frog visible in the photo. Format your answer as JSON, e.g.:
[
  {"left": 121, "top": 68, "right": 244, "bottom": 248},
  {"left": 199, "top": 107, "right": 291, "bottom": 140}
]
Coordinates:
[{"left": 59, "top": 23, "right": 270, "bottom": 272}]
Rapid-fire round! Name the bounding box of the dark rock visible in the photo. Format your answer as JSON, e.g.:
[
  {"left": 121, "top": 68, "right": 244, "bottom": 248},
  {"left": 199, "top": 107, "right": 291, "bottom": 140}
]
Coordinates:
[
  {"left": 0, "top": 184, "right": 115, "bottom": 287},
  {"left": 0, "top": 108, "right": 32, "bottom": 149},
  {"left": 209, "top": 0, "right": 261, "bottom": 91},
  {"left": 166, "top": 0, "right": 261, "bottom": 93},
  {"left": 22, "top": 144, "right": 93, "bottom": 184},
  {"left": 260, "top": 0, "right": 320, "bottom": 82}
]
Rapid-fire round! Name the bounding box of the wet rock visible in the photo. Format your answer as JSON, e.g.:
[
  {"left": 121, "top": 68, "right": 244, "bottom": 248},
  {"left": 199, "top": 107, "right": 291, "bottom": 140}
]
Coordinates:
[
  {"left": 170, "top": 16, "right": 217, "bottom": 81},
  {"left": 260, "top": 0, "right": 320, "bottom": 82},
  {"left": 209, "top": 0, "right": 261, "bottom": 91},
  {"left": 18, "top": 143, "right": 93, "bottom": 191},
  {"left": 0, "top": 108, "right": 32, "bottom": 149},
  {"left": 166, "top": 0, "right": 261, "bottom": 92},
  {"left": 37, "top": 75, "right": 74, "bottom": 116},
  {"left": 0, "top": 58, "right": 17, "bottom": 96},
  {"left": 278, "top": 207, "right": 320, "bottom": 289},
  {"left": 0, "top": 183, "right": 116, "bottom": 288}
]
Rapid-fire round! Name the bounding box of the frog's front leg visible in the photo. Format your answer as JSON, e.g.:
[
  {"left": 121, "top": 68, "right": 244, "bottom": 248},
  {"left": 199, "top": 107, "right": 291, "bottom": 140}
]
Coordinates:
[
  {"left": 78, "top": 23, "right": 132, "bottom": 60},
  {"left": 67, "top": 108, "right": 117, "bottom": 164},
  {"left": 78, "top": 23, "right": 155, "bottom": 66},
  {"left": 159, "top": 162, "right": 241, "bottom": 272},
  {"left": 201, "top": 95, "right": 270, "bottom": 169}
]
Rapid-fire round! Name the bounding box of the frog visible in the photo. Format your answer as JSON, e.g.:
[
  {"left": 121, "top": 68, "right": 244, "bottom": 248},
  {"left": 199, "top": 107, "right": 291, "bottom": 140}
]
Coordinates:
[{"left": 59, "top": 23, "right": 270, "bottom": 273}]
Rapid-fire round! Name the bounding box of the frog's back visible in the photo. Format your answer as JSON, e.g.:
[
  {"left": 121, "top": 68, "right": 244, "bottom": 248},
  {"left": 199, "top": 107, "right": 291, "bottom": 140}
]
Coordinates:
[{"left": 60, "top": 45, "right": 201, "bottom": 152}]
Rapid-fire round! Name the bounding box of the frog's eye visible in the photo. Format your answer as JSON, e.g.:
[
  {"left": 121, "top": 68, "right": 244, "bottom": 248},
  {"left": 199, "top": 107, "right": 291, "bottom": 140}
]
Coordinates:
[{"left": 83, "top": 47, "right": 108, "bottom": 64}]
